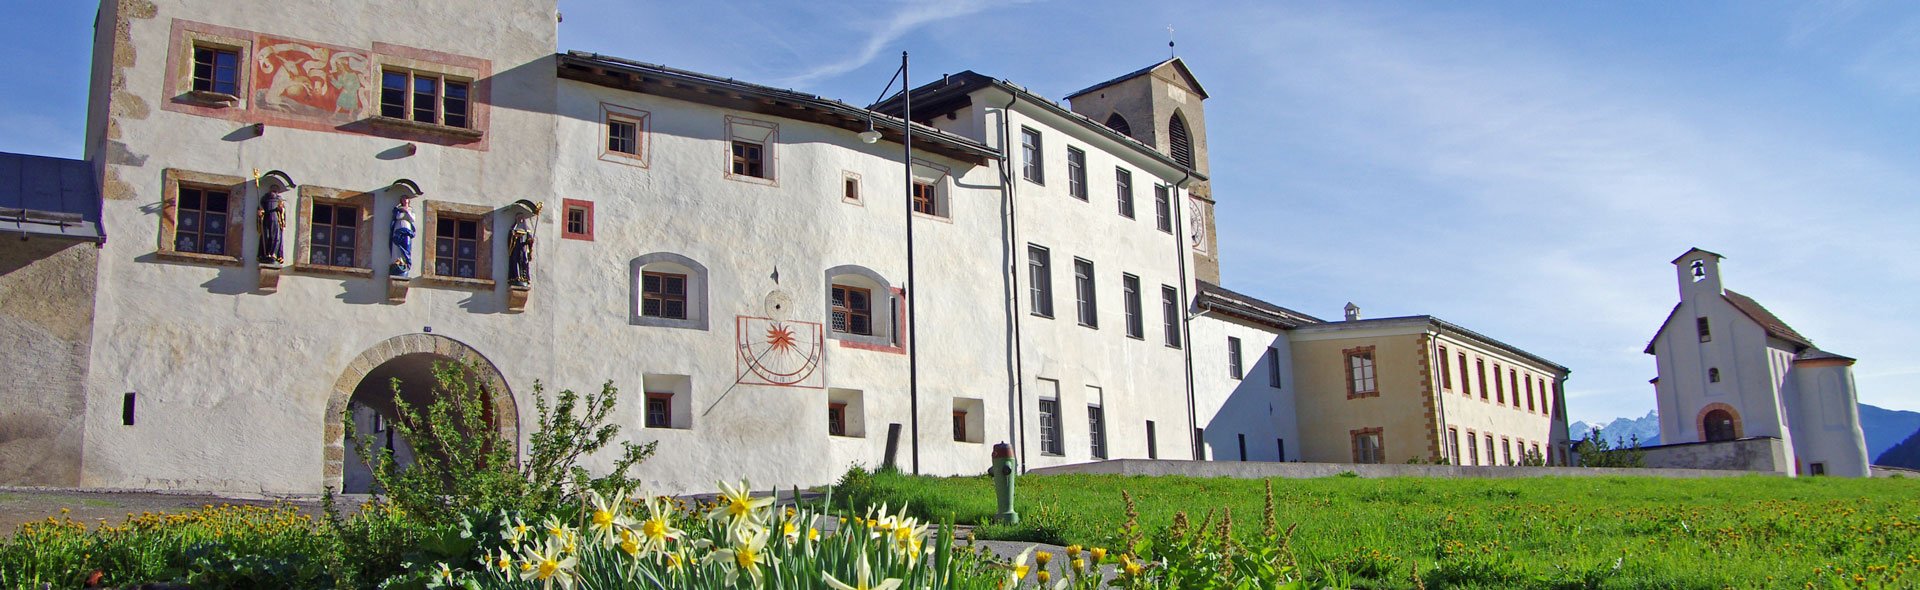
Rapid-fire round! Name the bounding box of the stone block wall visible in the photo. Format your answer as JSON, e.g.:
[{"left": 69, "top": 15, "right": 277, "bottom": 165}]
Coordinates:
[{"left": 0, "top": 239, "right": 99, "bottom": 486}]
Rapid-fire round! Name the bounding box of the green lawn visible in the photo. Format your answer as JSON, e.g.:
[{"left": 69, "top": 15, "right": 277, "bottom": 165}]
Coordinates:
[{"left": 836, "top": 469, "right": 1920, "bottom": 589}]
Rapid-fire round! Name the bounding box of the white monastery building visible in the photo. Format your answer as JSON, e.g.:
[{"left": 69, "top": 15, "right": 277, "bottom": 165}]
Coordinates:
[
  {"left": 1644, "top": 249, "right": 1870, "bottom": 476},
  {"left": 0, "top": 0, "right": 1575, "bottom": 495}
]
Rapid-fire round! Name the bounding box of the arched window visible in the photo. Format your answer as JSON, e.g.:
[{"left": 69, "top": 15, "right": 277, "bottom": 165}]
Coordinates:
[
  {"left": 825, "top": 265, "right": 894, "bottom": 347},
  {"left": 631, "top": 252, "right": 709, "bottom": 330},
  {"left": 1703, "top": 409, "right": 1738, "bottom": 442},
  {"left": 1104, "top": 113, "right": 1132, "bottom": 137},
  {"left": 1168, "top": 112, "right": 1194, "bottom": 169}
]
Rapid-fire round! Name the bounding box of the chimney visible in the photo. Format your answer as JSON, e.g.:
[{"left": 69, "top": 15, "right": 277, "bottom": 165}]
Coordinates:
[{"left": 1343, "top": 302, "right": 1360, "bottom": 322}]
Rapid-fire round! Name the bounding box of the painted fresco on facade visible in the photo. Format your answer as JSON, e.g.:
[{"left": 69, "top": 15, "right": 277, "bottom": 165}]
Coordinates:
[
  {"left": 736, "top": 316, "right": 825, "bottom": 388},
  {"left": 253, "top": 37, "right": 367, "bottom": 121}
]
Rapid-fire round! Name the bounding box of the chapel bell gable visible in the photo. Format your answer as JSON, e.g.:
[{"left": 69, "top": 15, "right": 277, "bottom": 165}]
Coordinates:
[{"left": 1672, "top": 247, "right": 1725, "bottom": 303}]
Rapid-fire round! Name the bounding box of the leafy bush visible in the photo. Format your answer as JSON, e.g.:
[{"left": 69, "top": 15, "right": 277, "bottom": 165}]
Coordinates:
[{"left": 334, "top": 360, "right": 658, "bottom": 585}]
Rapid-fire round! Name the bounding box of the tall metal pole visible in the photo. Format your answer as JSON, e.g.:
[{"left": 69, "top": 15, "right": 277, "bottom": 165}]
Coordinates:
[{"left": 902, "top": 51, "right": 921, "bottom": 475}]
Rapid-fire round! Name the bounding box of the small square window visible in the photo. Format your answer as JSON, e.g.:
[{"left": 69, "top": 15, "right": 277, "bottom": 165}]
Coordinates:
[
  {"left": 643, "top": 272, "right": 688, "bottom": 319},
  {"left": 645, "top": 393, "right": 673, "bottom": 429},
  {"left": 294, "top": 186, "right": 377, "bottom": 277},
  {"left": 191, "top": 45, "right": 240, "bottom": 96},
  {"left": 911, "top": 181, "right": 939, "bottom": 216},
  {"left": 608, "top": 119, "right": 638, "bottom": 155},
  {"left": 561, "top": 199, "right": 594, "bottom": 241},
  {"left": 831, "top": 285, "right": 873, "bottom": 335},
  {"left": 422, "top": 201, "right": 494, "bottom": 285},
  {"left": 829, "top": 403, "right": 848, "bottom": 437},
  {"left": 731, "top": 140, "right": 765, "bottom": 178},
  {"left": 434, "top": 217, "right": 481, "bottom": 278},
  {"left": 173, "top": 185, "right": 232, "bottom": 257}
]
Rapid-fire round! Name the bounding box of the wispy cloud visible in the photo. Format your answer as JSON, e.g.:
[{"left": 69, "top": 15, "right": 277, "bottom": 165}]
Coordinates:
[
  {"left": 775, "top": 0, "right": 1036, "bottom": 89},
  {"left": 1210, "top": 4, "right": 1920, "bottom": 420}
]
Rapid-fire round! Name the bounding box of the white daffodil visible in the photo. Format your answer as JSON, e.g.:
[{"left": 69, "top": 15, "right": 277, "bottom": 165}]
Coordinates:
[
  {"left": 706, "top": 524, "right": 779, "bottom": 586},
  {"left": 584, "top": 488, "right": 635, "bottom": 546},
  {"left": 824, "top": 553, "right": 904, "bottom": 590},
  {"left": 709, "top": 479, "right": 775, "bottom": 530},
  {"left": 1000, "top": 546, "right": 1037, "bottom": 588},
  {"left": 518, "top": 538, "right": 579, "bottom": 590},
  {"left": 635, "top": 495, "right": 686, "bottom": 556}
]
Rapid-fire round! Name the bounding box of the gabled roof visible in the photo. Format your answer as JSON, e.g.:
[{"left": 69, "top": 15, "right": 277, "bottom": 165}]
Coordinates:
[
  {"left": 1643, "top": 290, "right": 1815, "bottom": 354},
  {"left": 1064, "top": 57, "right": 1209, "bottom": 101},
  {"left": 1290, "top": 314, "right": 1570, "bottom": 374},
  {"left": 873, "top": 71, "right": 1206, "bottom": 181},
  {"left": 1724, "top": 290, "right": 1814, "bottom": 349},
  {"left": 555, "top": 52, "right": 999, "bottom": 166},
  {"left": 1671, "top": 247, "right": 1726, "bottom": 264},
  {"left": 1795, "top": 348, "right": 1855, "bottom": 363},
  {"left": 1, "top": 151, "right": 101, "bottom": 242},
  {"left": 1193, "top": 280, "right": 1323, "bottom": 330}
]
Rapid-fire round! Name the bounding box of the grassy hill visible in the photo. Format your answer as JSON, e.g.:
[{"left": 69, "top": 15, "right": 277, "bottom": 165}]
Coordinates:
[{"left": 840, "top": 469, "right": 1920, "bottom": 589}]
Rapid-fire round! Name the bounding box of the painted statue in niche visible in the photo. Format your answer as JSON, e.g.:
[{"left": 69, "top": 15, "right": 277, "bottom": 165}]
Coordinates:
[
  {"left": 255, "top": 170, "right": 293, "bottom": 265},
  {"left": 390, "top": 193, "right": 416, "bottom": 276},
  {"left": 507, "top": 200, "right": 542, "bottom": 287},
  {"left": 253, "top": 37, "right": 368, "bottom": 122}
]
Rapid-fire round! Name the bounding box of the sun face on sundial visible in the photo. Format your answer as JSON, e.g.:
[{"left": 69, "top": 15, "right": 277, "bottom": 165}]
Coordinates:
[
  {"left": 736, "top": 314, "right": 823, "bottom": 388},
  {"left": 765, "top": 323, "right": 798, "bottom": 355}
]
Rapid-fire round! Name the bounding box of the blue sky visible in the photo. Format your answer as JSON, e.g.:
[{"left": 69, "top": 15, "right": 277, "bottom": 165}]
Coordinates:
[{"left": 4, "top": 1, "right": 1916, "bottom": 425}]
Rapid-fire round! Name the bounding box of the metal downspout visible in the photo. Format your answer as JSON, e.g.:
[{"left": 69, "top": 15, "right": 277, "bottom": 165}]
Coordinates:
[
  {"left": 996, "top": 90, "right": 1029, "bottom": 472},
  {"left": 1171, "top": 171, "right": 1199, "bottom": 460}
]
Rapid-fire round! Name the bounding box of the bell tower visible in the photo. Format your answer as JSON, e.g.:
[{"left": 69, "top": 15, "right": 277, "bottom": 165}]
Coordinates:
[{"left": 1066, "top": 58, "right": 1220, "bottom": 283}]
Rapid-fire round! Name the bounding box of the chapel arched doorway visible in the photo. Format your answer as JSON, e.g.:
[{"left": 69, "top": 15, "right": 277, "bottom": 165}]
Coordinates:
[
  {"left": 1701, "top": 407, "right": 1740, "bottom": 442},
  {"left": 323, "top": 334, "right": 517, "bottom": 493}
]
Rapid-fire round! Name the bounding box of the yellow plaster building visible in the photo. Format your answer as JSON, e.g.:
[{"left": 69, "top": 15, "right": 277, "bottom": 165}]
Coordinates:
[{"left": 1289, "top": 308, "right": 1571, "bottom": 466}]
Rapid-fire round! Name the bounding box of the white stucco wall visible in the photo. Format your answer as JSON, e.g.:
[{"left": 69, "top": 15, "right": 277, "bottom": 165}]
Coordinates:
[
  {"left": 1189, "top": 314, "right": 1297, "bottom": 462},
  {"left": 82, "top": 0, "right": 560, "bottom": 494},
  {"left": 943, "top": 89, "right": 1203, "bottom": 470},
  {"left": 547, "top": 78, "right": 1010, "bottom": 492}
]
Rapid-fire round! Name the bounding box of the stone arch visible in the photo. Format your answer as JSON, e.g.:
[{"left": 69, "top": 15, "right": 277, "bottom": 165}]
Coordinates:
[
  {"left": 322, "top": 333, "right": 518, "bottom": 493},
  {"left": 1696, "top": 403, "right": 1742, "bottom": 442},
  {"left": 1167, "top": 110, "right": 1194, "bottom": 169}
]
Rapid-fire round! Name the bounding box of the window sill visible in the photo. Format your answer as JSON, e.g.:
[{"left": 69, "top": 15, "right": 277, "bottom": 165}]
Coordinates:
[
  {"left": 1039, "top": 452, "right": 1064, "bottom": 457},
  {"left": 1031, "top": 312, "right": 1053, "bottom": 319},
  {"left": 724, "top": 172, "right": 777, "bottom": 187},
  {"left": 420, "top": 274, "right": 496, "bottom": 290},
  {"left": 1126, "top": 334, "right": 1145, "bottom": 341},
  {"left": 830, "top": 434, "right": 867, "bottom": 439},
  {"left": 293, "top": 263, "right": 374, "bottom": 279},
  {"left": 1347, "top": 391, "right": 1380, "bottom": 400},
  {"left": 1078, "top": 322, "right": 1099, "bottom": 330},
  {"left": 632, "top": 315, "right": 707, "bottom": 331},
  {"left": 953, "top": 439, "right": 984, "bottom": 445},
  {"left": 369, "top": 116, "right": 484, "bottom": 141},
  {"left": 182, "top": 90, "right": 241, "bottom": 108},
  {"left": 643, "top": 425, "right": 692, "bottom": 431},
  {"left": 155, "top": 250, "right": 241, "bottom": 267}
]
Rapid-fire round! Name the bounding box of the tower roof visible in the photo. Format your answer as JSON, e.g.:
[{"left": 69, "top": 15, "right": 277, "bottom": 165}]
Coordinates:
[
  {"left": 1064, "top": 57, "right": 1209, "bottom": 101},
  {"left": 1671, "top": 247, "right": 1727, "bottom": 264}
]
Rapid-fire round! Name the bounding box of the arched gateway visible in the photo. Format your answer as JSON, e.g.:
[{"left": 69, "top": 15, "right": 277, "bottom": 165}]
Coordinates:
[{"left": 323, "top": 334, "right": 518, "bottom": 493}]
